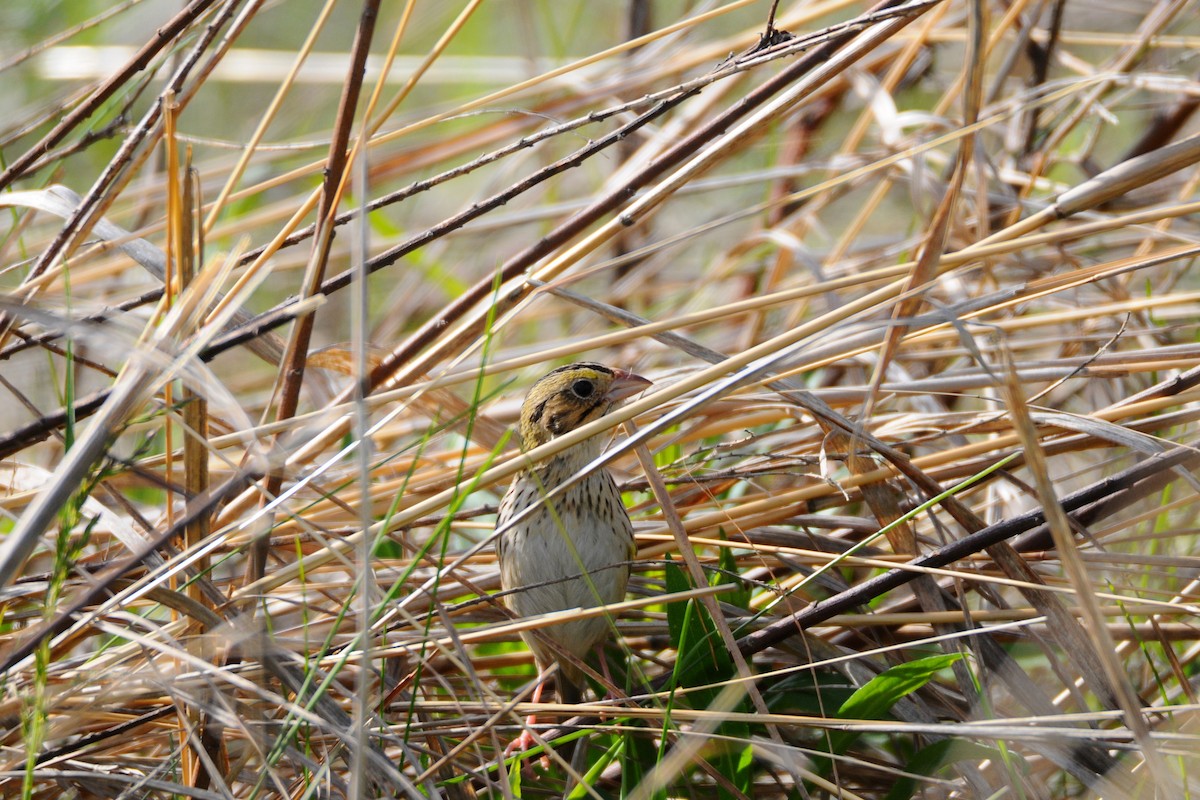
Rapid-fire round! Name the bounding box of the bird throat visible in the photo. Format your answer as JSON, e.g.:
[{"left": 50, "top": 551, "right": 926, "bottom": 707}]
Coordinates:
[{"left": 527, "top": 433, "right": 606, "bottom": 483}]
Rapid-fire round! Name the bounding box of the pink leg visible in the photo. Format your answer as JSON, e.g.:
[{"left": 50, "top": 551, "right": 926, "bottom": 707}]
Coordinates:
[
  {"left": 596, "top": 645, "right": 614, "bottom": 697},
  {"left": 504, "top": 679, "right": 545, "bottom": 756}
]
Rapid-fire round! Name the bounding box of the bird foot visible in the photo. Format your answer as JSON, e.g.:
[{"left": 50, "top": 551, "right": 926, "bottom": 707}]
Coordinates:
[
  {"left": 504, "top": 726, "right": 538, "bottom": 757},
  {"left": 504, "top": 715, "right": 552, "bottom": 772}
]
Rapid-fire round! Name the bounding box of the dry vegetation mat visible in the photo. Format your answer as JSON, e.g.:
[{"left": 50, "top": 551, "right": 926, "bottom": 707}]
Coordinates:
[{"left": 0, "top": 0, "right": 1198, "bottom": 797}]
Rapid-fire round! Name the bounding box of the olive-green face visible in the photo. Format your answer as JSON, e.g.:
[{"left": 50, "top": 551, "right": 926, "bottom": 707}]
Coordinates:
[{"left": 519, "top": 363, "right": 621, "bottom": 448}]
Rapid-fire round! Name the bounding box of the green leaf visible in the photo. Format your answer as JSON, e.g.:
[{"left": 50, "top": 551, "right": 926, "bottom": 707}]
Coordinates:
[
  {"left": 716, "top": 538, "right": 750, "bottom": 610},
  {"left": 838, "top": 653, "right": 963, "bottom": 721},
  {"left": 713, "top": 736, "right": 754, "bottom": 800},
  {"left": 664, "top": 557, "right": 690, "bottom": 650},
  {"left": 621, "top": 726, "right": 659, "bottom": 798},
  {"left": 567, "top": 735, "right": 622, "bottom": 799},
  {"left": 371, "top": 538, "right": 405, "bottom": 559},
  {"left": 829, "top": 653, "right": 963, "bottom": 756},
  {"left": 672, "top": 600, "right": 715, "bottom": 690}
]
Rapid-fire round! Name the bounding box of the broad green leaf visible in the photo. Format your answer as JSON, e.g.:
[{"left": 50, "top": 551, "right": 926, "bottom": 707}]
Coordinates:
[
  {"left": 828, "top": 653, "right": 964, "bottom": 757},
  {"left": 838, "top": 653, "right": 964, "bottom": 722}
]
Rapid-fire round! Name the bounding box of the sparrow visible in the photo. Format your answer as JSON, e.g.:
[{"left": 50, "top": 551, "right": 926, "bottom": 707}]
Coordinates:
[{"left": 496, "top": 362, "right": 651, "bottom": 754}]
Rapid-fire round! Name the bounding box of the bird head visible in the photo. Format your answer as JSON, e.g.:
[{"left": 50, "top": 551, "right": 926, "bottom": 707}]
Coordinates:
[{"left": 518, "top": 363, "right": 652, "bottom": 450}]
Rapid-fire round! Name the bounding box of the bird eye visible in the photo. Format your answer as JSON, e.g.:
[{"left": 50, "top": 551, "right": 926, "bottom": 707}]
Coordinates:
[{"left": 571, "top": 378, "right": 595, "bottom": 398}]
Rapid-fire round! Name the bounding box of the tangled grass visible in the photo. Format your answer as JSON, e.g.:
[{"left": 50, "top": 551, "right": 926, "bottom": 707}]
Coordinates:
[{"left": 0, "top": 0, "right": 1199, "bottom": 797}]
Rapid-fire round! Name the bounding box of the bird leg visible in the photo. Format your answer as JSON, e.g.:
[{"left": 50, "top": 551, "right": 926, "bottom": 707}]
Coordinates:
[
  {"left": 504, "top": 675, "right": 547, "bottom": 757},
  {"left": 589, "top": 643, "right": 632, "bottom": 706},
  {"left": 596, "top": 643, "right": 615, "bottom": 698}
]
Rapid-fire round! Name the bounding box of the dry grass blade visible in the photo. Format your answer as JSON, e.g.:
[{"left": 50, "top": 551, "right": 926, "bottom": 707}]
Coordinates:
[{"left": 1, "top": 1, "right": 1199, "bottom": 797}]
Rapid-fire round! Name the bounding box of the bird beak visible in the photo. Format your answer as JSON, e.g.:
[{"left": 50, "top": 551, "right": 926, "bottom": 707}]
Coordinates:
[{"left": 606, "top": 368, "right": 652, "bottom": 403}]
